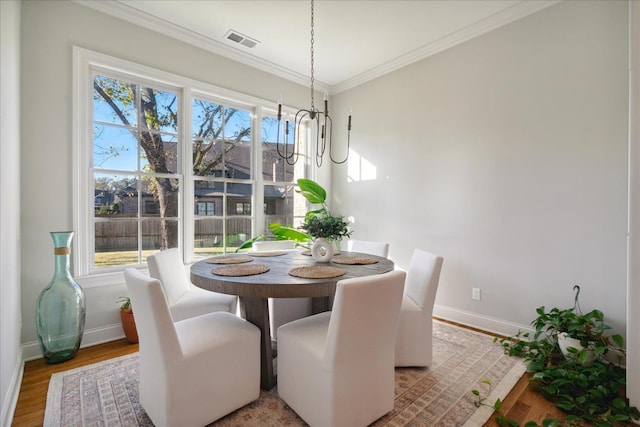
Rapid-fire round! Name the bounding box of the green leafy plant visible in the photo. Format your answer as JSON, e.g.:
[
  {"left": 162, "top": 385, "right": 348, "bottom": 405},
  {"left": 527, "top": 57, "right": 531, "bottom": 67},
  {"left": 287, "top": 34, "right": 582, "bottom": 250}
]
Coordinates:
[
  {"left": 297, "top": 178, "right": 352, "bottom": 242},
  {"left": 299, "top": 214, "right": 351, "bottom": 241},
  {"left": 236, "top": 178, "right": 352, "bottom": 250},
  {"left": 117, "top": 296, "right": 131, "bottom": 311},
  {"left": 492, "top": 305, "right": 639, "bottom": 426}
]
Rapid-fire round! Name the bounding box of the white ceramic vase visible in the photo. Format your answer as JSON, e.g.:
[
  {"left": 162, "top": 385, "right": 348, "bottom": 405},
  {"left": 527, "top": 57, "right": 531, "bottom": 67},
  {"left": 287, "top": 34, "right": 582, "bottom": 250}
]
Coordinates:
[
  {"left": 311, "top": 237, "right": 334, "bottom": 262},
  {"left": 557, "top": 332, "right": 596, "bottom": 366}
]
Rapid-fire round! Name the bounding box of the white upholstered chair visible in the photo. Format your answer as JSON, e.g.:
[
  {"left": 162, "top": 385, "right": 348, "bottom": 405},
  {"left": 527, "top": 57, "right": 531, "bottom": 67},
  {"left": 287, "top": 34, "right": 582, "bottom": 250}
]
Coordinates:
[
  {"left": 123, "top": 268, "right": 260, "bottom": 427},
  {"left": 147, "top": 248, "right": 237, "bottom": 321},
  {"left": 347, "top": 239, "right": 390, "bottom": 258},
  {"left": 251, "top": 240, "right": 313, "bottom": 340},
  {"left": 278, "top": 270, "right": 406, "bottom": 427},
  {"left": 395, "top": 249, "right": 444, "bottom": 367}
]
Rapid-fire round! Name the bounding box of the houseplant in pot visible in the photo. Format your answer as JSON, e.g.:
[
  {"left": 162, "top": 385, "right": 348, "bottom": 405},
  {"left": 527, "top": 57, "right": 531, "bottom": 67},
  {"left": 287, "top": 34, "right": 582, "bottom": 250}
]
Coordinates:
[
  {"left": 236, "top": 178, "right": 352, "bottom": 257},
  {"left": 117, "top": 296, "right": 138, "bottom": 344},
  {"left": 300, "top": 213, "right": 351, "bottom": 261},
  {"left": 494, "top": 296, "right": 638, "bottom": 425},
  {"left": 297, "top": 178, "right": 352, "bottom": 261}
]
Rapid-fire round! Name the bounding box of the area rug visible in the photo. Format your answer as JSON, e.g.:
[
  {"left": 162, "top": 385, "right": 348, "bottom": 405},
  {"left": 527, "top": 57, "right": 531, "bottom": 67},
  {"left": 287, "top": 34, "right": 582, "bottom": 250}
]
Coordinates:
[{"left": 44, "top": 321, "right": 525, "bottom": 426}]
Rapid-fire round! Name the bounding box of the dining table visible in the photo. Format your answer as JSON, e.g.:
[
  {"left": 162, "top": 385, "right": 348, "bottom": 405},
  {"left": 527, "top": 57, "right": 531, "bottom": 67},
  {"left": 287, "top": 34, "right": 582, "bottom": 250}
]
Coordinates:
[{"left": 190, "top": 249, "right": 395, "bottom": 390}]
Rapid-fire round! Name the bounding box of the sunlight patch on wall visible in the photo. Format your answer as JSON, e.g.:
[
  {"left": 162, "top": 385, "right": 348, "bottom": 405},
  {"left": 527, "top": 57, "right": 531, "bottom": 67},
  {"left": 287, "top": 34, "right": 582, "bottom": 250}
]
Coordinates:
[{"left": 347, "top": 148, "right": 377, "bottom": 182}]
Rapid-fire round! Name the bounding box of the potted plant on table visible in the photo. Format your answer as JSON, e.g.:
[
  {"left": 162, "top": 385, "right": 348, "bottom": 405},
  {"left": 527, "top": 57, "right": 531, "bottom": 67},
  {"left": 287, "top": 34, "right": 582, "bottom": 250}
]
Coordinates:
[
  {"left": 236, "top": 178, "right": 352, "bottom": 257},
  {"left": 297, "top": 179, "right": 352, "bottom": 261},
  {"left": 117, "top": 296, "right": 138, "bottom": 344}
]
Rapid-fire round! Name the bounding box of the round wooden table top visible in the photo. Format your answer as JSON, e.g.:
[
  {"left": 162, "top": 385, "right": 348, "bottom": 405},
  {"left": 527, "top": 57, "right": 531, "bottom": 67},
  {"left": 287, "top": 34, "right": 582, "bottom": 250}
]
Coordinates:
[{"left": 190, "top": 249, "right": 395, "bottom": 299}]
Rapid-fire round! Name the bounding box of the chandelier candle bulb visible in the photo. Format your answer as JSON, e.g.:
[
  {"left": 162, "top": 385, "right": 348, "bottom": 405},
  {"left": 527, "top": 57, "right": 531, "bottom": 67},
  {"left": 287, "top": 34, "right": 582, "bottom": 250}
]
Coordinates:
[
  {"left": 324, "top": 90, "right": 329, "bottom": 114},
  {"left": 277, "top": 95, "right": 282, "bottom": 119}
]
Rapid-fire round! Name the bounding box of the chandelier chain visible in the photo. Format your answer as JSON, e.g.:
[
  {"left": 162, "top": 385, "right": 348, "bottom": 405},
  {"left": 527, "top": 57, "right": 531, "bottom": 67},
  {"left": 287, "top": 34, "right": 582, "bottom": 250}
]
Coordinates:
[{"left": 310, "top": 0, "right": 315, "bottom": 110}]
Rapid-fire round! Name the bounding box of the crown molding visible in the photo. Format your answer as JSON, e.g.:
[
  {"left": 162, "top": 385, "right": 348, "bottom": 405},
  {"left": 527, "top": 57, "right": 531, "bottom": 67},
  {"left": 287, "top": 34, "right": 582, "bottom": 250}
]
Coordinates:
[
  {"left": 332, "top": 0, "right": 560, "bottom": 94},
  {"left": 72, "top": 0, "right": 559, "bottom": 95},
  {"left": 71, "top": 0, "right": 322, "bottom": 90}
]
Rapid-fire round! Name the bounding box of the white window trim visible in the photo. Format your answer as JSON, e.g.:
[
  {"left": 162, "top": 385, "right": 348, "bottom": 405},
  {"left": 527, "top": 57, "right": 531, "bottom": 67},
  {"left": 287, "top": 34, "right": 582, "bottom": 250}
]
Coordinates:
[{"left": 73, "top": 46, "right": 306, "bottom": 288}]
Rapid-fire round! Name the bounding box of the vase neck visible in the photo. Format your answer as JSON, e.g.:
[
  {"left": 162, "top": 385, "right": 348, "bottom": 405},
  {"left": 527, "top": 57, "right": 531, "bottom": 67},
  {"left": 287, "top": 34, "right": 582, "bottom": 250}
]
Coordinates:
[
  {"left": 54, "top": 252, "right": 71, "bottom": 274},
  {"left": 50, "top": 231, "right": 73, "bottom": 275}
]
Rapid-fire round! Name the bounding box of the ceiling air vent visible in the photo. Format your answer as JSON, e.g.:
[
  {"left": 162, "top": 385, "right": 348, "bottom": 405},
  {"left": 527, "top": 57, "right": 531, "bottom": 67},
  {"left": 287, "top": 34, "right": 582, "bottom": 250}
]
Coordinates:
[{"left": 224, "top": 30, "right": 259, "bottom": 49}]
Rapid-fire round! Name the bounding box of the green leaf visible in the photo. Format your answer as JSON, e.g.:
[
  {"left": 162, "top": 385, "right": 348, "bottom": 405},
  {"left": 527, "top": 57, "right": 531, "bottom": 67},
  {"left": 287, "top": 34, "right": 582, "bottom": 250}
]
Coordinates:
[
  {"left": 269, "top": 225, "right": 309, "bottom": 242},
  {"left": 556, "top": 401, "right": 574, "bottom": 411},
  {"left": 296, "top": 179, "right": 326, "bottom": 204},
  {"left": 494, "top": 398, "right": 502, "bottom": 410},
  {"left": 235, "top": 234, "right": 264, "bottom": 252},
  {"left": 611, "top": 333, "right": 624, "bottom": 348}
]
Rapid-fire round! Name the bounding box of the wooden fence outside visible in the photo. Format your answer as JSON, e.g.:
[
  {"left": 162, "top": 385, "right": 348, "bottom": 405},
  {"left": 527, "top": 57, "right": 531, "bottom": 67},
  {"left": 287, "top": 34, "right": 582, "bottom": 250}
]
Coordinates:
[{"left": 95, "top": 216, "right": 292, "bottom": 251}]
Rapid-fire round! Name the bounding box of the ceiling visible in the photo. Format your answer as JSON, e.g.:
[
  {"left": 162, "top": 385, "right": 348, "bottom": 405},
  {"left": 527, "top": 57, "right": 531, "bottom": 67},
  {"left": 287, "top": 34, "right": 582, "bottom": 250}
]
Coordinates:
[{"left": 75, "top": 0, "right": 558, "bottom": 93}]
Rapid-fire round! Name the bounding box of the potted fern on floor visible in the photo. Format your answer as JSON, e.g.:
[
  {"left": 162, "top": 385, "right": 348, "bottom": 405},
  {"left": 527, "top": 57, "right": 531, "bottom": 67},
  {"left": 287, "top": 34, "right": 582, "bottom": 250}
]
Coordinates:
[
  {"left": 492, "top": 297, "right": 638, "bottom": 425},
  {"left": 118, "top": 297, "right": 138, "bottom": 344}
]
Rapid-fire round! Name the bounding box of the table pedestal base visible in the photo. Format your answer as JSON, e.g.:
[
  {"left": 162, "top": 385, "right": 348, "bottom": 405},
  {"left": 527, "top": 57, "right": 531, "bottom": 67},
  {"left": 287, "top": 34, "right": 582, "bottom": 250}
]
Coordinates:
[{"left": 239, "top": 295, "right": 330, "bottom": 390}]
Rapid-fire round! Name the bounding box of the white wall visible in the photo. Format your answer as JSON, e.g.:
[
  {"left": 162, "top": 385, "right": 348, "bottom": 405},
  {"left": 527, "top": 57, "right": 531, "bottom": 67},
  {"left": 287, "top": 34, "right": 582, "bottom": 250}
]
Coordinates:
[
  {"left": 332, "top": 0, "right": 629, "bottom": 337},
  {"left": 15, "top": 0, "right": 632, "bottom": 372},
  {"left": 19, "top": 0, "right": 311, "bottom": 357},
  {"left": 1, "top": 1, "right": 23, "bottom": 424}
]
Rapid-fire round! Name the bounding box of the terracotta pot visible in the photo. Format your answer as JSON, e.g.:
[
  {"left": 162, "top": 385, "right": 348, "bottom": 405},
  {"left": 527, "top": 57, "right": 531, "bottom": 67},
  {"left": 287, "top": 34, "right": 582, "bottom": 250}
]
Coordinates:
[{"left": 120, "top": 308, "right": 139, "bottom": 344}]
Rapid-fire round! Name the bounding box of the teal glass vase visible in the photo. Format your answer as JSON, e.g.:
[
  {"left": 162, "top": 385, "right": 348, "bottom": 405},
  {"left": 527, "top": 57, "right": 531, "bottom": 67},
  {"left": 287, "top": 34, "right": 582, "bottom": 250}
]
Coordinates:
[{"left": 36, "top": 231, "right": 86, "bottom": 363}]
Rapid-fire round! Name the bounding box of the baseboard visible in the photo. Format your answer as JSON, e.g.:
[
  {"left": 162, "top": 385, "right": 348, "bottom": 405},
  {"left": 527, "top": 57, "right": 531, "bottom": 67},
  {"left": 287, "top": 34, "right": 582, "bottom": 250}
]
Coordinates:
[
  {"left": 433, "top": 304, "right": 533, "bottom": 338},
  {"left": 21, "top": 323, "right": 126, "bottom": 362},
  {"left": 1, "top": 349, "right": 23, "bottom": 427}
]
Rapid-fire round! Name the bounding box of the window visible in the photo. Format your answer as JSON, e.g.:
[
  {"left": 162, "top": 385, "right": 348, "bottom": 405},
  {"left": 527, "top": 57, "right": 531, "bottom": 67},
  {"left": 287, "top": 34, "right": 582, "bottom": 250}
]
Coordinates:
[
  {"left": 196, "top": 201, "right": 215, "bottom": 216},
  {"left": 74, "top": 48, "right": 311, "bottom": 280},
  {"left": 236, "top": 202, "right": 251, "bottom": 215},
  {"left": 92, "top": 75, "right": 181, "bottom": 269}
]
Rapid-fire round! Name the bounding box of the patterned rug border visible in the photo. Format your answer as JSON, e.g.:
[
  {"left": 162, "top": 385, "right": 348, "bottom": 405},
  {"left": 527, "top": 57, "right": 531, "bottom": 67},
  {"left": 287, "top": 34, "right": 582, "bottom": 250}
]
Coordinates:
[
  {"left": 44, "top": 320, "right": 526, "bottom": 426},
  {"left": 44, "top": 352, "right": 139, "bottom": 426}
]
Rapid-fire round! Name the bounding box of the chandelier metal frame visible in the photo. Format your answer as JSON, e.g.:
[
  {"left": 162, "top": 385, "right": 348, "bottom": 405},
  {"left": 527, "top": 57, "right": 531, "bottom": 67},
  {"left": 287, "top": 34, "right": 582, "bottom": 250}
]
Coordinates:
[{"left": 275, "top": 0, "right": 352, "bottom": 167}]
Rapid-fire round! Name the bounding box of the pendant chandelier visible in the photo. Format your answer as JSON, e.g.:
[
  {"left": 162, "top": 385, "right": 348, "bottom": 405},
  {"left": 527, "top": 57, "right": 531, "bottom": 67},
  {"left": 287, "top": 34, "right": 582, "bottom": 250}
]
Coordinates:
[{"left": 276, "top": 0, "right": 351, "bottom": 167}]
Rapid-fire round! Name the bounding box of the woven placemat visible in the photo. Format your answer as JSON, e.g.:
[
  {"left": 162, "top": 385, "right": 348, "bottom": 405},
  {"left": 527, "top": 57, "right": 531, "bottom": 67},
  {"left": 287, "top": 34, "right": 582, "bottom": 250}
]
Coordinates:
[
  {"left": 331, "top": 255, "right": 378, "bottom": 265},
  {"left": 206, "top": 255, "right": 253, "bottom": 264},
  {"left": 211, "top": 264, "right": 270, "bottom": 277},
  {"left": 248, "top": 250, "right": 288, "bottom": 257},
  {"left": 288, "top": 265, "right": 346, "bottom": 279}
]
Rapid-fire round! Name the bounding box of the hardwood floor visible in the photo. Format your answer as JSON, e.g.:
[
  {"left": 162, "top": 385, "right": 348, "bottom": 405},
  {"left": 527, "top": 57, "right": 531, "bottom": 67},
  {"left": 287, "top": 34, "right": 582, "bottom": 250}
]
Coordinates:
[{"left": 11, "top": 329, "right": 565, "bottom": 426}]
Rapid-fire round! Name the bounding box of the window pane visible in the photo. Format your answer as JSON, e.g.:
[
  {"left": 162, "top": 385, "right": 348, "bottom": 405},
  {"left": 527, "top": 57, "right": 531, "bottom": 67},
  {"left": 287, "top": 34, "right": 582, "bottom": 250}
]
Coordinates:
[
  {"left": 94, "top": 220, "right": 139, "bottom": 267},
  {"left": 192, "top": 99, "right": 222, "bottom": 141},
  {"left": 93, "top": 75, "right": 137, "bottom": 127},
  {"left": 93, "top": 124, "right": 138, "bottom": 171},
  {"left": 143, "top": 88, "right": 178, "bottom": 134},
  {"left": 224, "top": 108, "right": 251, "bottom": 142},
  {"left": 141, "top": 177, "right": 179, "bottom": 218},
  {"left": 143, "top": 219, "right": 179, "bottom": 251},
  {"left": 194, "top": 217, "right": 224, "bottom": 258},
  {"left": 94, "top": 173, "right": 137, "bottom": 215},
  {"left": 263, "top": 184, "right": 307, "bottom": 237},
  {"left": 262, "top": 116, "right": 295, "bottom": 182},
  {"left": 192, "top": 139, "right": 224, "bottom": 177},
  {"left": 192, "top": 98, "right": 251, "bottom": 179},
  {"left": 227, "top": 183, "right": 252, "bottom": 216},
  {"left": 194, "top": 180, "right": 223, "bottom": 216},
  {"left": 226, "top": 218, "right": 251, "bottom": 250},
  {"left": 140, "top": 132, "right": 178, "bottom": 173}
]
